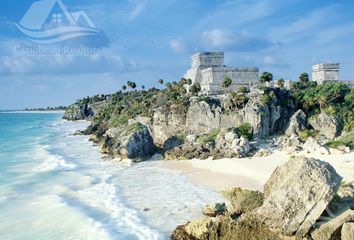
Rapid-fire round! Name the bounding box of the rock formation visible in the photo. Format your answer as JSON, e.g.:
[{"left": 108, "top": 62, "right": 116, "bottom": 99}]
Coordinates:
[
  {"left": 171, "top": 157, "right": 345, "bottom": 240},
  {"left": 100, "top": 123, "right": 156, "bottom": 160},
  {"left": 309, "top": 112, "right": 343, "bottom": 140}
]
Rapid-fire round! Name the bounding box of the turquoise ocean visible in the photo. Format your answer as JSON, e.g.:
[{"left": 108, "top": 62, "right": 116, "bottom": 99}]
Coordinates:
[{"left": 0, "top": 112, "right": 221, "bottom": 240}]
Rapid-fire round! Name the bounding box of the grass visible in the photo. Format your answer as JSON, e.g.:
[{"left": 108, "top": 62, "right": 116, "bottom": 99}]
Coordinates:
[
  {"left": 326, "top": 130, "right": 354, "bottom": 149},
  {"left": 197, "top": 129, "right": 220, "bottom": 145}
]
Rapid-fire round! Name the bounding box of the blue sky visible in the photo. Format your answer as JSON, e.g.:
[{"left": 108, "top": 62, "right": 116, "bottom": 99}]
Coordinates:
[{"left": 1, "top": 0, "right": 354, "bottom": 109}]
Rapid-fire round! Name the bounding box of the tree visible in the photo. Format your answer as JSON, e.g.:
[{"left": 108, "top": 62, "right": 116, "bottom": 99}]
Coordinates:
[
  {"left": 165, "top": 82, "right": 172, "bottom": 89},
  {"left": 238, "top": 86, "right": 249, "bottom": 94},
  {"left": 141, "top": 85, "right": 145, "bottom": 90},
  {"left": 187, "top": 79, "right": 192, "bottom": 85},
  {"left": 299, "top": 73, "right": 309, "bottom": 84},
  {"left": 158, "top": 79, "right": 164, "bottom": 85},
  {"left": 259, "top": 72, "right": 273, "bottom": 83},
  {"left": 276, "top": 78, "right": 285, "bottom": 88},
  {"left": 121, "top": 85, "right": 127, "bottom": 91},
  {"left": 222, "top": 76, "right": 232, "bottom": 88},
  {"left": 190, "top": 83, "right": 201, "bottom": 94},
  {"left": 127, "top": 81, "right": 137, "bottom": 89}
]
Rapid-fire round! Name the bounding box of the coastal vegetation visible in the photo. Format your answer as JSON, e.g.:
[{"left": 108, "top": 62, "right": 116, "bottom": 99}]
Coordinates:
[{"left": 64, "top": 71, "right": 354, "bottom": 159}]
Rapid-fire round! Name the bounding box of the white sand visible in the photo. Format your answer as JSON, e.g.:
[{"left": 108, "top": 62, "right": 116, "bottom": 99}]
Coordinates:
[{"left": 161, "top": 150, "right": 354, "bottom": 192}]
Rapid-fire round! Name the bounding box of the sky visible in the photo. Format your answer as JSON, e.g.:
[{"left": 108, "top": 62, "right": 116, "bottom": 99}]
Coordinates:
[{"left": 1, "top": 0, "right": 354, "bottom": 109}]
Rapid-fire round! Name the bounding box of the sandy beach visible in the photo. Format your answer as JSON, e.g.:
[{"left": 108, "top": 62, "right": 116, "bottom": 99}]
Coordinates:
[{"left": 161, "top": 150, "right": 354, "bottom": 192}]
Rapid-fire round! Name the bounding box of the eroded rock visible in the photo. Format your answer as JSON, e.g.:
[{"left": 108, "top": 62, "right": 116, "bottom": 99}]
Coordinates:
[
  {"left": 101, "top": 123, "right": 156, "bottom": 160},
  {"left": 310, "top": 112, "right": 343, "bottom": 140},
  {"left": 311, "top": 210, "right": 354, "bottom": 240},
  {"left": 341, "top": 222, "right": 354, "bottom": 240},
  {"left": 258, "top": 156, "right": 342, "bottom": 237},
  {"left": 220, "top": 188, "right": 263, "bottom": 215},
  {"left": 202, "top": 203, "right": 226, "bottom": 217}
]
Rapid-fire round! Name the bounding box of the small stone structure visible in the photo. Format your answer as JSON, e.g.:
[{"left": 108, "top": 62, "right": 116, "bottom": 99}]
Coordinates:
[
  {"left": 312, "top": 63, "right": 340, "bottom": 85},
  {"left": 184, "top": 52, "right": 259, "bottom": 94}
]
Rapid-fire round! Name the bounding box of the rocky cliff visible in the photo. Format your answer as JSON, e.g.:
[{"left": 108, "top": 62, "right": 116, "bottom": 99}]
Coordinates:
[{"left": 66, "top": 80, "right": 353, "bottom": 161}]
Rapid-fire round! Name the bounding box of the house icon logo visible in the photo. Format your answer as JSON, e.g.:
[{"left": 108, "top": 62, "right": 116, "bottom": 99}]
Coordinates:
[{"left": 16, "top": 0, "right": 105, "bottom": 44}]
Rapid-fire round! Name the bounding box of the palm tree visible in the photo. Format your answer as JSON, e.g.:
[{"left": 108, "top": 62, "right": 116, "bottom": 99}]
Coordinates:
[{"left": 121, "top": 85, "right": 127, "bottom": 91}]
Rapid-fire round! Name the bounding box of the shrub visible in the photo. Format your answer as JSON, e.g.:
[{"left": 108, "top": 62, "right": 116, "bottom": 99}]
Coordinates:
[
  {"left": 326, "top": 130, "right": 354, "bottom": 149},
  {"left": 234, "top": 123, "right": 253, "bottom": 140},
  {"left": 298, "top": 129, "right": 319, "bottom": 141},
  {"left": 299, "top": 73, "right": 309, "bottom": 83},
  {"left": 197, "top": 129, "right": 220, "bottom": 145},
  {"left": 238, "top": 86, "right": 249, "bottom": 94},
  {"left": 222, "top": 76, "right": 233, "bottom": 88},
  {"left": 190, "top": 83, "right": 201, "bottom": 94},
  {"left": 259, "top": 72, "right": 273, "bottom": 83},
  {"left": 126, "top": 123, "right": 144, "bottom": 133}
]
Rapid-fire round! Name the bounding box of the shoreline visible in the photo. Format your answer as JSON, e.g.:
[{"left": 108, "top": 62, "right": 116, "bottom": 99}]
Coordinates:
[{"left": 160, "top": 150, "right": 354, "bottom": 192}]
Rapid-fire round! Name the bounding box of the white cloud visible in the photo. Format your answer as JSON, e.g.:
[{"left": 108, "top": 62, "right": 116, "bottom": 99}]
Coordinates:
[
  {"left": 128, "top": 0, "right": 147, "bottom": 20},
  {"left": 170, "top": 37, "right": 187, "bottom": 53},
  {"left": 201, "top": 29, "right": 273, "bottom": 52},
  {"left": 270, "top": 5, "right": 340, "bottom": 42},
  {"left": 0, "top": 52, "right": 136, "bottom": 76}
]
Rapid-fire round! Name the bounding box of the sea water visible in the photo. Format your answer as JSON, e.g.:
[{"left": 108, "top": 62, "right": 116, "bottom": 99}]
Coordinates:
[{"left": 0, "top": 112, "right": 222, "bottom": 240}]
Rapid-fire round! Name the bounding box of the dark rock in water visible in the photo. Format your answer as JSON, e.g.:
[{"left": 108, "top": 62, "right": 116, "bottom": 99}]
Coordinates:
[
  {"left": 143, "top": 208, "right": 151, "bottom": 212},
  {"left": 100, "top": 123, "right": 156, "bottom": 161}
]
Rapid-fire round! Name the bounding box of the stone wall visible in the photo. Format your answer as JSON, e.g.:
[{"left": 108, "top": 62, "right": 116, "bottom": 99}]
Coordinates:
[
  {"left": 191, "top": 52, "right": 224, "bottom": 68},
  {"left": 312, "top": 63, "right": 340, "bottom": 85},
  {"left": 200, "top": 67, "right": 259, "bottom": 94}
]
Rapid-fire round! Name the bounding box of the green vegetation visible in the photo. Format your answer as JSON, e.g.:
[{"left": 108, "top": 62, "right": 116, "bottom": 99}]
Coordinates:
[
  {"left": 293, "top": 82, "right": 353, "bottom": 131},
  {"left": 222, "top": 76, "right": 233, "bottom": 88},
  {"left": 276, "top": 78, "right": 285, "bottom": 88},
  {"left": 299, "top": 73, "right": 309, "bottom": 84},
  {"left": 197, "top": 129, "right": 220, "bottom": 145},
  {"left": 190, "top": 83, "right": 201, "bottom": 94},
  {"left": 94, "top": 78, "right": 191, "bottom": 129},
  {"left": 298, "top": 129, "right": 319, "bottom": 141},
  {"left": 234, "top": 123, "right": 253, "bottom": 140},
  {"left": 259, "top": 72, "right": 273, "bottom": 83},
  {"left": 126, "top": 123, "right": 144, "bottom": 133},
  {"left": 225, "top": 91, "right": 249, "bottom": 110},
  {"left": 326, "top": 130, "right": 354, "bottom": 149}
]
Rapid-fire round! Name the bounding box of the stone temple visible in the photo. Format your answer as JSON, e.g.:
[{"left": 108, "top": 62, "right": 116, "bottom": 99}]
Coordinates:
[
  {"left": 312, "top": 63, "right": 340, "bottom": 85},
  {"left": 184, "top": 52, "right": 259, "bottom": 94}
]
